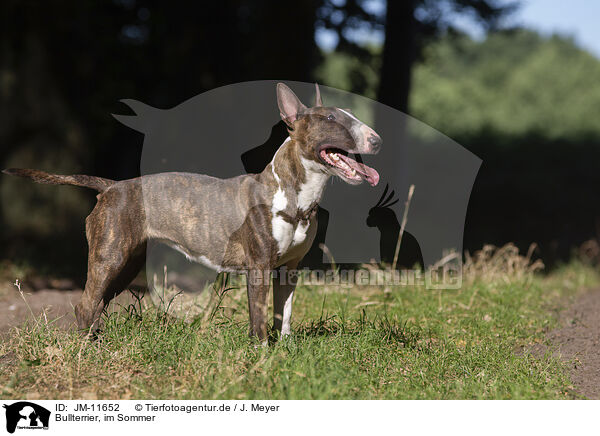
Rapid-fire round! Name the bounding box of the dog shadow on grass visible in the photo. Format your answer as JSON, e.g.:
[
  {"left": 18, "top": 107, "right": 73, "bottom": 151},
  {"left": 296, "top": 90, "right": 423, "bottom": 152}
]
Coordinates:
[{"left": 293, "top": 314, "right": 422, "bottom": 349}]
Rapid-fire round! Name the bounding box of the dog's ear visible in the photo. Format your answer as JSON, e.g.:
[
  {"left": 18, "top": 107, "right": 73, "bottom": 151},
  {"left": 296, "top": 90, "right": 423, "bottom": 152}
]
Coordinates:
[
  {"left": 314, "top": 83, "right": 322, "bottom": 107},
  {"left": 277, "top": 83, "right": 307, "bottom": 128}
]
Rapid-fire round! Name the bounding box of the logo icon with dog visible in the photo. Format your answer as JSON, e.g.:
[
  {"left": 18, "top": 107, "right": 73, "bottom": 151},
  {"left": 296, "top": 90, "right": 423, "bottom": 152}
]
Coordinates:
[{"left": 2, "top": 402, "right": 50, "bottom": 434}]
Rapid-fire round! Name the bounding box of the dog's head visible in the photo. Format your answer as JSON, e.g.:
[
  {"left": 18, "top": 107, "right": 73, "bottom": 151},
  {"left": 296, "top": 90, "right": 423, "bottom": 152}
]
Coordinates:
[{"left": 277, "top": 82, "right": 381, "bottom": 187}]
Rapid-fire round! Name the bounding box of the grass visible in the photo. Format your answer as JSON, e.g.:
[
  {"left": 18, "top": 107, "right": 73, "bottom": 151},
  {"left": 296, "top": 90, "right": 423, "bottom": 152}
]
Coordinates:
[{"left": 1, "top": 244, "right": 599, "bottom": 400}]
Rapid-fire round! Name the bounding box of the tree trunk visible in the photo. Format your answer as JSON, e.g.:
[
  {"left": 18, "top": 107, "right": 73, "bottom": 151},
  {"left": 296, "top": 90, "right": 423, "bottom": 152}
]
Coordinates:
[{"left": 377, "top": 0, "right": 417, "bottom": 113}]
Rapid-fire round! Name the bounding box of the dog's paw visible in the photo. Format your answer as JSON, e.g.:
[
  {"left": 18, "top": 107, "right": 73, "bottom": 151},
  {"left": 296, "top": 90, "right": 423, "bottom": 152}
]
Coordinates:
[{"left": 253, "top": 339, "right": 269, "bottom": 349}]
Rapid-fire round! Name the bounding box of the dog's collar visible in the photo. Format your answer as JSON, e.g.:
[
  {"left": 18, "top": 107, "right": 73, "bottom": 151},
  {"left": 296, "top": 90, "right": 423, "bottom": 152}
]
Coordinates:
[
  {"left": 276, "top": 201, "right": 319, "bottom": 225},
  {"left": 300, "top": 201, "right": 319, "bottom": 221}
]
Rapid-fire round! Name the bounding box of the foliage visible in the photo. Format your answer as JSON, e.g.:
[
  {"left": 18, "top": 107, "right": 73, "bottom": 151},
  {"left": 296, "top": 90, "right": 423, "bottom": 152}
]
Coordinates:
[
  {"left": 412, "top": 29, "right": 600, "bottom": 139},
  {"left": 317, "top": 0, "right": 516, "bottom": 100},
  {"left": 315, "top": 44, "right": 381, "bottom": 99},
  {"left": 319, "top": 29, "right": 600, "bottom": 140}
]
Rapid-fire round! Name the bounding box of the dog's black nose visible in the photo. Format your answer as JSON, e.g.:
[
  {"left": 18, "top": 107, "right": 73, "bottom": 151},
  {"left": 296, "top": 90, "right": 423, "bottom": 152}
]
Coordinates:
[{"left": 368, "top": 135, "right": 382, "bottom": 152}]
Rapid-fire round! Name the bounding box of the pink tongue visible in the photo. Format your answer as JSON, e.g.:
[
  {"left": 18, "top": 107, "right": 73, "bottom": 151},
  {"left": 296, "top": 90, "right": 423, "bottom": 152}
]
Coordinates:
[{"left": 339, "top": 154, "right": 380, "bottom": 187}]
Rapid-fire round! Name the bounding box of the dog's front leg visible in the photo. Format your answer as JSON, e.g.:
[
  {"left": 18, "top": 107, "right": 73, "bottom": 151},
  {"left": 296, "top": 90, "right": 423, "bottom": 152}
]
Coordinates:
[
  {"left": 273, "top": 261, "right": 299, "bottom": 337},
  {"left": 247, "top": 268, "right": 270, "bottom": 343}
]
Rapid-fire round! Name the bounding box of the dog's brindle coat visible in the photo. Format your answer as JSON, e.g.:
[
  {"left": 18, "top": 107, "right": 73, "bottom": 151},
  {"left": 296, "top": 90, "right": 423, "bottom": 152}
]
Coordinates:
[{"left": 3, "top": 83, "right": 381, "bottom": 342}]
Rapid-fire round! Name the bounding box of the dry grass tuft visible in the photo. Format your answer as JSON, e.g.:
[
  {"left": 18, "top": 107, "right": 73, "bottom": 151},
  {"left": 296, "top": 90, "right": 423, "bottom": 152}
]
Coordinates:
[
  {"left": 463, "top": 243, "right": 544, "bottom": 284},
  {"left": 579, "top": 239, "right": 600, "bottom": 266}
]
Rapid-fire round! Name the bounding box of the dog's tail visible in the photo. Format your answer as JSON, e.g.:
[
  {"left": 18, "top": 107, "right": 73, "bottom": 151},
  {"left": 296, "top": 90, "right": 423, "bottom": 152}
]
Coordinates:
[{"left": 2, "top": 168, "right": 116, "bottom": 192}]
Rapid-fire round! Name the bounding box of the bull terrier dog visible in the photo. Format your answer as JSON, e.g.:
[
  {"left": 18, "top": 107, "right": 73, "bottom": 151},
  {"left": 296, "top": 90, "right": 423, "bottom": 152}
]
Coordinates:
[{"left": 3, "top": 83, "right": 382, "bottom": 342}]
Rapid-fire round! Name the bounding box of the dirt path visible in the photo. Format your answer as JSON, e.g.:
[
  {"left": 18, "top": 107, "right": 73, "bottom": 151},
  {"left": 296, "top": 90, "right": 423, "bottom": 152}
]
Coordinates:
[
  {"left": 544, "top": 288, "right": 600, "bottom": 399},
  {"left": 0, "top": 289, "right": 81, "bottom": 336},
  {"left": 0, "top": 286, "right": 141, "bottom": 337}
]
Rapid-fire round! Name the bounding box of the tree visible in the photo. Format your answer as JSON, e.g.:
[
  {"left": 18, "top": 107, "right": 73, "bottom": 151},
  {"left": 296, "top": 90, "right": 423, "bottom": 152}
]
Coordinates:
[
  {"left": 0, "top": 0, "right": 322, "bottom": 269},
  {"left": 319, "top": 0, "right": 517, "bottom": 112},
  {"left": 410, "top": 29, "right": 600, "bottom": 139}
]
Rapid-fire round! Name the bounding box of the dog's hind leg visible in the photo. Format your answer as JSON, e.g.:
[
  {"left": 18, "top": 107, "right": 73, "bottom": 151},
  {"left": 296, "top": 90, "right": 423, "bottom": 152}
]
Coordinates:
[
  {"left": 75, "top": 244, "right": 146, "bottom": 333},
  {"left": 75, "top": 189, "right": 147, "bottom": 333},
  {"left": 75, "top": 265, "right": 109, "bottom": 333}
]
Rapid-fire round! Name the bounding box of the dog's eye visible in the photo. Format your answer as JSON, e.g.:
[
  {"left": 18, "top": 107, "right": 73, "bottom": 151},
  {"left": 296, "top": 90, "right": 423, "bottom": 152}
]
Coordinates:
[{"left": 327, "top": 114, "right": 335, "bottom": 121}]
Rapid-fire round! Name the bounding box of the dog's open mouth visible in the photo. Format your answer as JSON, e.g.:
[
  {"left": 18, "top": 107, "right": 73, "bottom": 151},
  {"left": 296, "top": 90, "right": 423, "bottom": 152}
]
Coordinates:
[{"left": 319, "top": 147, "right": 380, "bottom": 187}]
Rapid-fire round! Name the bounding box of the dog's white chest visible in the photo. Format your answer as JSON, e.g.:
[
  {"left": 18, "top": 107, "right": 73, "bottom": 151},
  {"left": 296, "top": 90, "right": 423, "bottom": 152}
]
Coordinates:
[
  {"left": 273, "top": 216, "right": 316, "bottom": 266},
  {"left": 270, "top": 192, "right": 314, "bottom": 264},
  {"left": 269, "top": 149, "right": 324, "bottom": 266},
  {"left": 292, "top": 220, "right": 310, "bottom": 246}
]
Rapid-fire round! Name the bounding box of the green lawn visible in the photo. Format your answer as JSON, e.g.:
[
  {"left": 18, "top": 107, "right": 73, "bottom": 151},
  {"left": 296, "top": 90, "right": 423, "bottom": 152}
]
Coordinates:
[{"left": 1, "top": 248, "right": 598, "bottom": 400}]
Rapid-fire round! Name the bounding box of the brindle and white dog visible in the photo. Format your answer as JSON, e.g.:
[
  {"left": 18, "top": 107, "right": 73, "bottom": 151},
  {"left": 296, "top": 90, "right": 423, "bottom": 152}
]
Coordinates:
[{"left": 4, "top": 83, "right": 382, "bottom": 342}]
